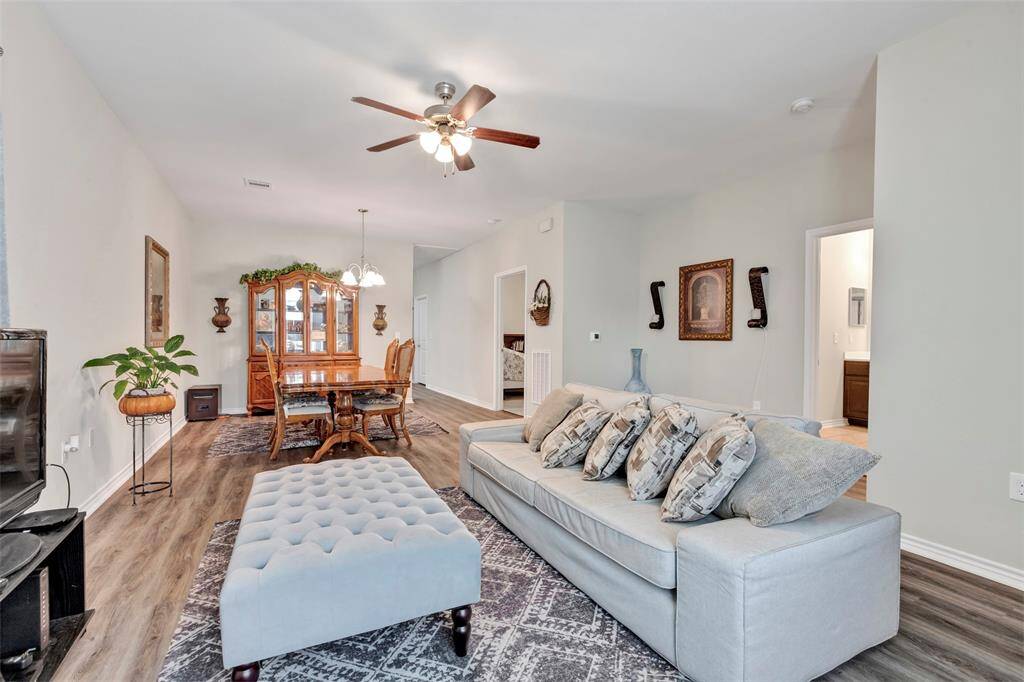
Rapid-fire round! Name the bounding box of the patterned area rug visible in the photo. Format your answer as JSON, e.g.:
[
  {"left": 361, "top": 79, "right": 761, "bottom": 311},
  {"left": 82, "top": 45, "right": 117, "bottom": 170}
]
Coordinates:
[
  {"left": 207, "top": 411, "right": 447, "bottom": 458},
  {"left": 158, "top": 488, "right": 684, "bottom": 681}
]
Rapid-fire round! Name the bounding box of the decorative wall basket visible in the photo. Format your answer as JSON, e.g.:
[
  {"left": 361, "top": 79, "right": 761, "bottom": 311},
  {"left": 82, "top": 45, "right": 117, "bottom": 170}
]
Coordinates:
[
  {"left": 372, "top": 304, "right": 388, "bottom": 336},
  {"left": 529, "top": 279, "right": 551, "bottom": 326},
  {"left": 211, "top": 297, "right": 232, "bottom": 333}
]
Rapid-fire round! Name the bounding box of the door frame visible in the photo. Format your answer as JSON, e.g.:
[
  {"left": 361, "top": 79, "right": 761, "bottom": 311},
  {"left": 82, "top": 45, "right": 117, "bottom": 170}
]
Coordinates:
[
  {"left": 413, "top": 295, "right": 428, "bottom": 385},
  {"left": 493, "top": 266, "right": 528, "bottom": 412},
  {"left": 803, "top": 218, "right": 874, "bottom": 420}
]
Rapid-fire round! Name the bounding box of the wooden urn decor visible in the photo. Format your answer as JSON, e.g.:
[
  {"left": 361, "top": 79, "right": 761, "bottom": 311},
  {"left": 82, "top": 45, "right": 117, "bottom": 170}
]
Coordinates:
[
  {"left": 530, "top": 279, "right": 551, "bottom": 326},
  {"left": 372, "top": 304, "right": 388, "bottom": 336},
  {"left": 119, "top": 389, "right": 176, "bottom": 417},
  {"left": 212, "top": 297, "right": 232, "bottom": 333}
]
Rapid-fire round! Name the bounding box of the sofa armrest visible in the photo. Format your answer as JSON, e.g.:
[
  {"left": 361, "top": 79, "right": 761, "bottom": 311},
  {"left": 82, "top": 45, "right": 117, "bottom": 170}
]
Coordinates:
[
  {"left": 458, "top": 419, "right": 527, "bottom": 497},
  {"left": 674, "top": 498, "right": 900, "bottom": 682}
]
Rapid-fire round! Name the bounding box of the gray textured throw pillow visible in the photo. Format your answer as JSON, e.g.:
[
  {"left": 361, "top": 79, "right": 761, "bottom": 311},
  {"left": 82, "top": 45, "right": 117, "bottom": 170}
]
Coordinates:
[
  {"left": 583, "top": 398, "right": 651, "bottom": 480},
  {"left": 540, "top": 401, "right": 612, "bottom": 468},
  {"left": 661, "top": 415, "right": 755, "bottom": 522},
  {"left": 715, "top": 420, "right": 881, "bottom": 526},
  {"left": 626, "top": 404, "right": 700, "bottom": 500},
  {"left": 524, "top": 388, "right": 583, "bottom": 452}
]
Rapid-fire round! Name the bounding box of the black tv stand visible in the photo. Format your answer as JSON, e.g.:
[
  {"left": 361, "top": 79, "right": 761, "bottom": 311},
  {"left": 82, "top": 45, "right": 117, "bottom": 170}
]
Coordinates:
[
  {"left": 0, "top": 512, "right": 91, "bottom": 681},
  {"left": 0, "top": 533, "right": 43, "bottom": 579}
]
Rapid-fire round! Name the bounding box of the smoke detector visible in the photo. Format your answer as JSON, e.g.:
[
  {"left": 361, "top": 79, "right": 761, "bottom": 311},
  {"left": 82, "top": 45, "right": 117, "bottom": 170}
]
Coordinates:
[
  {"left": 243, "top": 177, "right": 272, "bottom": 189},
  {"left": 789, "top": 97, "right": 815, "bottom": 114}
]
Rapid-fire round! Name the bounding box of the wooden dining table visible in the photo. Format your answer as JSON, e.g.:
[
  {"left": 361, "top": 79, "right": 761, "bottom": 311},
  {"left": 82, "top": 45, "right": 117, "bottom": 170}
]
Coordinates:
[{"left": 279, "top": 364, "right": 410, "bottom": 463}]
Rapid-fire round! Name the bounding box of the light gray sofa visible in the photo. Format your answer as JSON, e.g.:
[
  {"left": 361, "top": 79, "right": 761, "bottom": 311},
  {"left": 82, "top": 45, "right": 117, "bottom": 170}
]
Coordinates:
[{"left": 459, "top": 382, "right": 900, "bottom": 682}]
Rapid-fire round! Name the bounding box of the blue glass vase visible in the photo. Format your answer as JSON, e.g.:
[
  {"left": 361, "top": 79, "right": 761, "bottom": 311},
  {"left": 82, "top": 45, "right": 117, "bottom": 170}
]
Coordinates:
[{"left": 624, "top": 348, "right": 651, "bottom": 394}]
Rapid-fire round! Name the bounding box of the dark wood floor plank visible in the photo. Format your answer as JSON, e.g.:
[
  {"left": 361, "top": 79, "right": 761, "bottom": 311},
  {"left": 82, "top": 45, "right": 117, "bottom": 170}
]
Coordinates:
[{"left": 52, "top": 386, "right": 1023, "bottom": 681}]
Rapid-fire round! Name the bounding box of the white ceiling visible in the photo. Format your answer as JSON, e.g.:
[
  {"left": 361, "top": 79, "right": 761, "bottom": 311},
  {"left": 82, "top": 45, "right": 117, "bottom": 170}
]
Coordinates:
[{"left": 42, "top": 1, "right": 967, "bottom": 248}]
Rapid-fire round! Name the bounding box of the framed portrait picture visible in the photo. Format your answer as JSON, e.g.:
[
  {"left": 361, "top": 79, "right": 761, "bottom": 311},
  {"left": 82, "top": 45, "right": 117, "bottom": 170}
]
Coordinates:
[
  {"left": 679, "top": 258, "right": 733, "bottom": 340},
  {"left": 145, "top": 236, "right": 170, "bottom": 347}
]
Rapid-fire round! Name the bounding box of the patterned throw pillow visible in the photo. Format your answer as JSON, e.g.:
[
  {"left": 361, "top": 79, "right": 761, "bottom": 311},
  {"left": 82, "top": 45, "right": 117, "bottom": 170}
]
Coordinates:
[
  {"left": 583, "top": 398, "right": 651, "bottom": 480},
  {"left": 626, "top": 404, "right": 700, "bottom": 500},
  {"left": 661, "top": 415, "right": 755, "bottom": 522},
  {"left": 540, "top": 401, "right": 612, "bottom": 468}
]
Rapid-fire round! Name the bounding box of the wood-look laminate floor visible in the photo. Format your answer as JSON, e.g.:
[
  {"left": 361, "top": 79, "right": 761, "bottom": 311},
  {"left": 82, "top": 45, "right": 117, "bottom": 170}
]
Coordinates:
[
  {"left": 822, "top": 424, "right": 869, "bottom": 501},
  {"left": 56, "top": 388, "right": 1022, "bottom": 681}
]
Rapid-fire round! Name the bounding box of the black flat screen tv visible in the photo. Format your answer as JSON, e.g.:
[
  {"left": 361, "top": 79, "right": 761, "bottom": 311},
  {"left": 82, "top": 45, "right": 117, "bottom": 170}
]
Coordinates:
[{"left": 0, "top": 329, "right": 46, "bottom": 528}]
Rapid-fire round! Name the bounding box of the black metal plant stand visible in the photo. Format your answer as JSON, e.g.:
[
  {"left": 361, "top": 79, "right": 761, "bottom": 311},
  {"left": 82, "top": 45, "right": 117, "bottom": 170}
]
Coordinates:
[{"left": 126, "top": 411, "right": 173, "bottom": 505}]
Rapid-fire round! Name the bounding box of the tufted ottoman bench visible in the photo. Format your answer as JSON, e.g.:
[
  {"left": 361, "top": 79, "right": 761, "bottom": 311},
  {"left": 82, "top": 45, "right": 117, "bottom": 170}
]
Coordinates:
[{"left": 219, "top": 456, "right": 481, "bottom": 680}]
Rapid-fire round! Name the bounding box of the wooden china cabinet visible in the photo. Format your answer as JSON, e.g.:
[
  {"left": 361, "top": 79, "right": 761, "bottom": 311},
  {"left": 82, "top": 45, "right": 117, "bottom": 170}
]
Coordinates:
[{"left": 246, "top": 270, "right": 360, "bottom": 413}]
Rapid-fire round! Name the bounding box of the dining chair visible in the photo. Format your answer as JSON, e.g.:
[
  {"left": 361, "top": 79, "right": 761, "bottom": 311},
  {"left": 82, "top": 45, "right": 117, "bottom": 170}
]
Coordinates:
[
  {"left": 354, "top": 337, "right": 400, "bottom": 402},
  {"left": 260, "top": 339, "right": 333, "bottom": 460},
  {"left": 354, "top": 339, "right": 415, "bottom": 446}
]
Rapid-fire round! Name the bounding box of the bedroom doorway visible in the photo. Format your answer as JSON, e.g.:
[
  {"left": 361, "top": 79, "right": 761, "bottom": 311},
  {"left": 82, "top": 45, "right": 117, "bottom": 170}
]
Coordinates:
[{"left": 494, "top": 267, "right": 527, "bottom": 415}]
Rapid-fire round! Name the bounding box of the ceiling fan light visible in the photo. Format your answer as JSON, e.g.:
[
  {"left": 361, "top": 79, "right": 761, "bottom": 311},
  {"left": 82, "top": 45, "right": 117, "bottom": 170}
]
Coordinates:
[
  {"left": 418, "top": 130, "right": 441, "bottom": 154},
  {"left": 434, "top": 142, "right": 454, "bottom": 163},
  {"left": 451, "top": 133, "right": 472, "bottom": 156}
]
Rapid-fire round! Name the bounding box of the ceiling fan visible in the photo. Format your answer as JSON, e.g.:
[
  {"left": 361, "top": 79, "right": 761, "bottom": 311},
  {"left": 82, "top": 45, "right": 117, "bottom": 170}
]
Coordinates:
[{"left": 352, "top": 81, "right": 540, "bottom": 173}]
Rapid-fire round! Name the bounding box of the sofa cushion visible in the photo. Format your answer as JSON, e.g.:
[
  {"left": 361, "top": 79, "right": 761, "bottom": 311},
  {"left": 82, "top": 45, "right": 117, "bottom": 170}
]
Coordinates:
[
  {"left": 650, "top": 393, "right": 820, "bottom": 435},
  {"left": 583, "top": 398, "right": 651, "bottom": 480},
  {"left": 467, "top": 441, "right": 581, "bottom": 506},
  {"left": 540, "top": 401, "right": 612, "bottom": 468},
  {"left": 716, "top": 421, "right": 881, "bottom": 526},
  {"left": 534, "top": 475, "right": 712, "bottom": 589},
  {"left": 565, "top": 382, "right": 643, "bottom": 412},
  {"left": 627, "top": 404, "right": 700, "bottom": 500},
  {"left": 523, "top": 387, "right": 583, "bottom": 452},
  {"left": 661, "top": 415, "right": 756, "bottom": 523}
]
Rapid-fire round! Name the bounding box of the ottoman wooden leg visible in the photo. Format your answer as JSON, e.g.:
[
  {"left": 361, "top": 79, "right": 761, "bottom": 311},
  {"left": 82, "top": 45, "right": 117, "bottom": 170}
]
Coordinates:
[
  {"left": 232, "top": 661, "right": 260, "bottom": 681},
  {"left": 452, "top": 605, "right": 472, "bottom": 657}
]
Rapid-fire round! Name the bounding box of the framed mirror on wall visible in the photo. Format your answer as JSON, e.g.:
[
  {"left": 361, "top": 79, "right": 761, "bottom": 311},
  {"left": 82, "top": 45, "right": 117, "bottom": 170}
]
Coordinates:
[
  {"left": 849, "top": 287, "right": 867, "bottom": 327},
  {"left": 145, "top": 236, "right": 170, "bottom": 347}
]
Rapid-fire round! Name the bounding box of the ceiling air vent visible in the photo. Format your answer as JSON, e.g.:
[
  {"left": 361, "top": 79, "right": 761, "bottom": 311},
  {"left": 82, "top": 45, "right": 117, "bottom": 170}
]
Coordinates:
[{"left": 243, "top": 177, "right": 272, "bottom": 189}]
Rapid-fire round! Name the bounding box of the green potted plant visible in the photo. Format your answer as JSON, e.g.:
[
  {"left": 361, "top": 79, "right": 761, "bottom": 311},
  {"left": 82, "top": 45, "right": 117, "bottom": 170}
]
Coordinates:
[{"left": 82, "top": 335, "right": 198, "bottom": 416}]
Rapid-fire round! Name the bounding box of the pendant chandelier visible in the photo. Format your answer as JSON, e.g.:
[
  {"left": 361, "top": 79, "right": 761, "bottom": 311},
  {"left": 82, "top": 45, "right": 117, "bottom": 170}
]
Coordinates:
[{"left": 341, "top": 209, "right": 386, "bottom": 288}]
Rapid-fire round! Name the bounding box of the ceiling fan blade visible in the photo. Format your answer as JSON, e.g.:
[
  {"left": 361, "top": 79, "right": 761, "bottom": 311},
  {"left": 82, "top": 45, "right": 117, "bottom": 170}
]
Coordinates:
[
  {"left": 366, "top": 134, "right": 419, "bottom": 152},
  {"left": 471, "top": 127, "right": 540, "bottom": 149},
  {"left": 450, "top": 85, "right": 496, "bottom": 122},
  {"left": 454, "top": 152, "right": 476, "bottom": 171},
  {"left": 351, "top": 97, "right": 425, "bottom": 122}
]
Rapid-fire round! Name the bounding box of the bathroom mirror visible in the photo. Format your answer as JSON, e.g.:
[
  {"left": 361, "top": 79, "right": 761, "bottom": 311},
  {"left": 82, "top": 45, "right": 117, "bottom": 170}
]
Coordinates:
[{"left": 849, "top": 287, "right": 867, "bottom": 327}]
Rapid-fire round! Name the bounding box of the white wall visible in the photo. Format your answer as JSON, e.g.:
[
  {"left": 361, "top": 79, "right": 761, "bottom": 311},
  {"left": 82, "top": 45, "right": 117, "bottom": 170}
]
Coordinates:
[
  {"left": 871, "top": 5, "right": 1023, "bottom": 572},
  {"left": 413, "top": 203, "right": 564, "bottom": 412},
  {"left": 500, "top": 273, "right": 525, "bottom": 335},
  {"left": 562, "top": 201, "right": 643, "bottom": 391},
  {"left": 627, "top": 144, "right": 875, "bottom": 413},
  {"left": 188, "top": 219, "right": 413, "bottom": 413},
  {"left": 2, "top": 2, "right": 196, "bottom": 511},
  {"left": 816, "top": 229, "right": 873, "bottom": 422}
]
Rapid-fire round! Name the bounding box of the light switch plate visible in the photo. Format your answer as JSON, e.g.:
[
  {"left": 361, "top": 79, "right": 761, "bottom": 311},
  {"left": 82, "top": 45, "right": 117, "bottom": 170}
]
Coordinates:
[{"left": 589, "top": 331, "right": 600, "bottom": 342}]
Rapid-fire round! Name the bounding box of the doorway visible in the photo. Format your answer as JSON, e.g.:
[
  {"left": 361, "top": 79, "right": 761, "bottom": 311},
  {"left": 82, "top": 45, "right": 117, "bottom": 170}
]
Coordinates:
[
  {"left": 494, "top": 267, "right": 527, "bottom": 415},
  {"left": 413, "top": 295, "right": 428, "bottom": 385},
  {"left": 804, "top": 219, "right": 873, "bottom": 499}
]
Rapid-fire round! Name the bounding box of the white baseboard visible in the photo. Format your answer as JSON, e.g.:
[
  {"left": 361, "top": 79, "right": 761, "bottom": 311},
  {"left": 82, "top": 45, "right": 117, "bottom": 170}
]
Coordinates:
[
  {"left": 819, "top": 418, "right": 850, "bottom": 428},
  {"left": 220, "top": 407, "right": 248, "bottom": 415},
  {"left": 80, "top": 418, "right": 188, "bottom": 516},
  {"left": 422, "top": 384, "right": 493, "bottom": 410},
  {"left": 901, "top": 533, "right": 1023, "bottom": 591}
]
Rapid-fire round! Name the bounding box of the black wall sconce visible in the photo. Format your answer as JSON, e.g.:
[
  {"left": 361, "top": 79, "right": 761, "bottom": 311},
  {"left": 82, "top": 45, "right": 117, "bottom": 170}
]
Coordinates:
[
  {"left": 649, "top": 281, "right": 665, "bottom": 329},
  {"left": 747, "top": 267, "right": 769, "bottom": 328}
]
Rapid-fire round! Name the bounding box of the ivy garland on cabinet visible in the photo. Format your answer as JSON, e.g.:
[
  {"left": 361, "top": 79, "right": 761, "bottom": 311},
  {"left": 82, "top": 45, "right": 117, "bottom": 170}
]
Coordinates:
[{"left": 238, "top": 262, "right": 343, "bottom": 286}]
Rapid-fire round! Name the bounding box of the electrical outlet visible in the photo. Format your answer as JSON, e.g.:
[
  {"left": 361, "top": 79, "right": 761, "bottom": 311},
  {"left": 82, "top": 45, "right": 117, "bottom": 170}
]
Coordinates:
[
  {"left": 1010, "top": 472, "right": 1024, "bottom": 502},
  {"left": 833, "top": 332, "right": 839, "bottom": 344},
  {"left": 62, "top": 435, "right": 80, "bottom": 463},
  {"left": 752, "top": 401, "right": 761, "bottom": 410}
]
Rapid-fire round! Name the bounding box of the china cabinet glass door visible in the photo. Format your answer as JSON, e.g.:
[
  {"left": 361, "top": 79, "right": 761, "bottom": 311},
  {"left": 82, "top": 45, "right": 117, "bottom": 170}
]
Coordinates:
[
  {"left": 335, "top": 290, "right": 354, "bottom": 353},
  {"left": 253, "top": 285, "right": 278, "bottom": 352},
  {"left": 284, "top": 282, "right": 305, "bottom": 353},
  {"left": 309, "top": 280, "right": 328, "bottom": 353}
]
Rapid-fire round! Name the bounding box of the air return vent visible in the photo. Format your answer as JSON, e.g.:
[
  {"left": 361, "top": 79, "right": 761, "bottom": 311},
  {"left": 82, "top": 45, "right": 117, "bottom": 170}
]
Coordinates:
[
  {"left": 530, "top": 350, "right": 552, "bottom": 406},
  {"left": 243, "top": 177, "right": 272, "bottom": 189}
]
